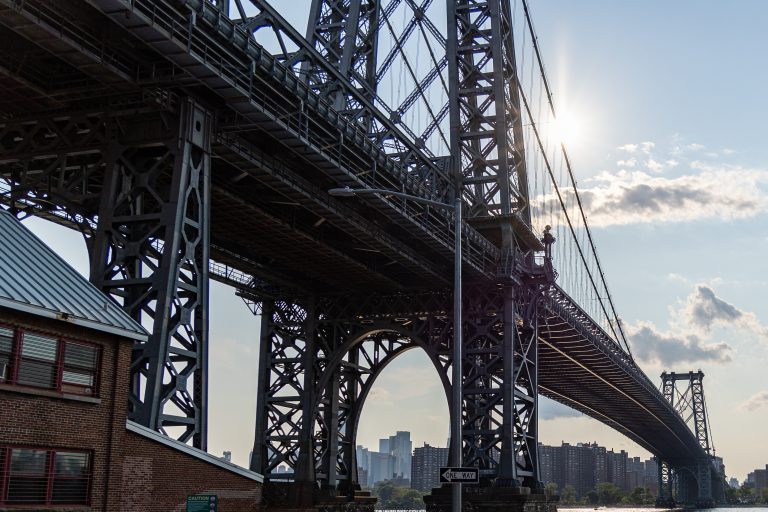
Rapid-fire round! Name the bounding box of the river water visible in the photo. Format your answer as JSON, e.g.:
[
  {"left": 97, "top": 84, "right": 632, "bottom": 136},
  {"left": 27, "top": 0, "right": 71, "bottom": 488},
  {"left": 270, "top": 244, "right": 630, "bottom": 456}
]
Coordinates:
[{"left": 379, "top": 508, "right": 766, "bottom": 512}]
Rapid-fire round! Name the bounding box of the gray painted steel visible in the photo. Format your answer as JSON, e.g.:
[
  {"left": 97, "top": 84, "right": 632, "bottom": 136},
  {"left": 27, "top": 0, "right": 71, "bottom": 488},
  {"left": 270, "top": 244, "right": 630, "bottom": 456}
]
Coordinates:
[{"left": 0, "top": 209, "right": 147, "bottom": 341}]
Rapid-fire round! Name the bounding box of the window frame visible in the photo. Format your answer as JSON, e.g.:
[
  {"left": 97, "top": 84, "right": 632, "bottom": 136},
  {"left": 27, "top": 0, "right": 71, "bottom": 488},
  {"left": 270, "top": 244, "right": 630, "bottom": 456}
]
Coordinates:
[
  {"left": 0, "top": 446, "right": 92, "bottom": 506},
  {"left": 0, "top": 323, "right": 102, "bottom": 397}
]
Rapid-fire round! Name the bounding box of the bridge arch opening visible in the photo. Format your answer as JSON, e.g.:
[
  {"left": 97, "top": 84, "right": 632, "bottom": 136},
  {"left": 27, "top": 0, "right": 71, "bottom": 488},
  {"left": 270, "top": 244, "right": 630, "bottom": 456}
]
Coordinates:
[{"left": 317, "top": 326, "right": 451, "bottom": 490}]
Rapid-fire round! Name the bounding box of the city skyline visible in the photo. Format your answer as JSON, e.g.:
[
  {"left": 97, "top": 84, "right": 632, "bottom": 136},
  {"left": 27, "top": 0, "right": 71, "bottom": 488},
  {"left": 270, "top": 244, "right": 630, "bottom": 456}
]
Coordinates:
[{"left": 16, "top": 0, "right": 768, "bottom": 483}]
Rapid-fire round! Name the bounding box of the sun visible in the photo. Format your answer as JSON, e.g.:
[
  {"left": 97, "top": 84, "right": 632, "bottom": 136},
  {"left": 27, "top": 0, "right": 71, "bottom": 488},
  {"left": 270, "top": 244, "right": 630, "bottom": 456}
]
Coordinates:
[{"left": 546, "top": 107, "right": 586, "bottom": 150}]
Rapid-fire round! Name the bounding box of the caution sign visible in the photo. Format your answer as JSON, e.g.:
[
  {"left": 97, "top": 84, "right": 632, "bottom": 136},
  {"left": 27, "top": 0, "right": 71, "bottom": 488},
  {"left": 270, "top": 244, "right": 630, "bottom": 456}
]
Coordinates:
[{"left": 187, "top": 494, "right": 217, "bottom": 512}]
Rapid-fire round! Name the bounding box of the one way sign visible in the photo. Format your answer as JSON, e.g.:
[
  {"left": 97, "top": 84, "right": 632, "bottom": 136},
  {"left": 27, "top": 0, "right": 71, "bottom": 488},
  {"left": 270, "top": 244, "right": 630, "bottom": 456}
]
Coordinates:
[{"left": 439, "top": 467, "right": 479, "bottom": 484}]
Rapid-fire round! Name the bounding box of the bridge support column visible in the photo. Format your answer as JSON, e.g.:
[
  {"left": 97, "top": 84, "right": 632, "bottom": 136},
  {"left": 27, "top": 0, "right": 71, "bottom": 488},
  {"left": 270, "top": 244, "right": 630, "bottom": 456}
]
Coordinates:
[
  {"left": 655, "top": 459, "right": 674, "bottom": 508},
  {"left": 424, "top": 279, "right": 554, "bottom": 512},
  {"left": 90, "top": 98, "right": 211, "bottom": 448},
  {"left": 252, "top": 297, "right": 322, "bottom": 508},
  {"left": 696, "top": 461, "right": 714, "bottom": 508}
]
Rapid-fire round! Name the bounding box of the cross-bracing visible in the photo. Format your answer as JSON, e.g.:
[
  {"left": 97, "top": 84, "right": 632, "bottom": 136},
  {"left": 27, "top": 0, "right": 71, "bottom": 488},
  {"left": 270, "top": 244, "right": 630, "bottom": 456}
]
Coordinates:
[{"left": 0, "top": 0, "right": 723, "bottom": 508}]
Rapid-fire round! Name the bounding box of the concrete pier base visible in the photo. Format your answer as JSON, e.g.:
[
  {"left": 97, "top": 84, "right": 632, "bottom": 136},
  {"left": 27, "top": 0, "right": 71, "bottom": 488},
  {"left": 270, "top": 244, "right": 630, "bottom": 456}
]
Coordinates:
[
  {"left": 262, "top": 481, "right": 376, "bottom": 511},
  {"left": 424, "top": 485, "right": 559, "bottom": 512}
]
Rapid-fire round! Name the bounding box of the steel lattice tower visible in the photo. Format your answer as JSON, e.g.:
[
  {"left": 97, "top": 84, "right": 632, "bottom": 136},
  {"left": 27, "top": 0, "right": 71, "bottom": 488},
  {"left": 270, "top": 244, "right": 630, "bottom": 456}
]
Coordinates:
[
  {"left": 659, "top": 371, "right": 715, "bottom": 508},
  {"left": 0, "top": 0, "right": 724, "bottom": 509},
  {"left": 250, "top": 0, "right": 548, "bottom": 502}
]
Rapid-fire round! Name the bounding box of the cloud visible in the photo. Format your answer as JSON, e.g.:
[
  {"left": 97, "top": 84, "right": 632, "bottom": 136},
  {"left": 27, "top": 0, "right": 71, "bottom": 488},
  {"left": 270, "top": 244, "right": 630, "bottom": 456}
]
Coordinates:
[
  {"left": 740, "top": 390, "right": 768, "bottom": 411},
  {"left": 538, "top": 167, "right": 768, "bottom": 227},
  {"left": 666, "top": 273, "right": 689, "bottom": 284},
  {"left": 368, "top": 387, "right": 394, "bottom": 406},
  {"left": 617, "top": 141, "right": 654, "bottom": 154},
  {"left": 680, "top": 285, "right": 768, "bottom": 340},
  {"left": 617, "top": 158, "right": 637, "bottom": 168},
  {"left": 539, "top": 397, "right": 582, "bottom": 420},
  {"left": 536, "top": 139, "right": 768, "bottom": 227},
  {"left": 617, "top": 143, "right": 638, "bottom": 153},
  {"left": 629, "top": 322, "right": 733, "bottom": 366}
]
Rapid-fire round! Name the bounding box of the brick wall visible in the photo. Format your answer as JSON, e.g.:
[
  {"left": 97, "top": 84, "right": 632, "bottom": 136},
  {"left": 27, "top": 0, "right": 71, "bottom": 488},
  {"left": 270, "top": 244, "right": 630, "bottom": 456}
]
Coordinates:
[
  {"left": 119, "top": 424, "right": 262, "bottom": 512},
  {"left": 0, "top": 308, "right": 132, "bottom": 511},
  {"left": 0, "top": 307, "right": 264, "bottom": 511}
]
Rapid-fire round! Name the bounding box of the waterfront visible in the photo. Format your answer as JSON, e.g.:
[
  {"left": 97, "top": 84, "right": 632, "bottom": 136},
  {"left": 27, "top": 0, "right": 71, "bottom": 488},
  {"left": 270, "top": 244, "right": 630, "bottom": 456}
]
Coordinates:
[{"left": 378, "top": 509, "right": 768, "bottom": 512}]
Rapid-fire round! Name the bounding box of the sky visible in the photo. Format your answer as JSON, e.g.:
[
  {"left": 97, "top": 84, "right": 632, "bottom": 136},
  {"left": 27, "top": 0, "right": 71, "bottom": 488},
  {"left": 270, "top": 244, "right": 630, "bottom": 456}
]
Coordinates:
[{"left": 16, "top": 1, "right": 768, "bottom": 483}]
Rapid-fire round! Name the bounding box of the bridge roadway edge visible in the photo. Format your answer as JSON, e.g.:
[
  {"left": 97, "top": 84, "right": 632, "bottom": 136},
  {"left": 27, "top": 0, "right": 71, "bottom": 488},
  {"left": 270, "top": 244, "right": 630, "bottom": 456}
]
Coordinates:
[{"left": 0, "top": 0, "right": 724, "bottom": 503}]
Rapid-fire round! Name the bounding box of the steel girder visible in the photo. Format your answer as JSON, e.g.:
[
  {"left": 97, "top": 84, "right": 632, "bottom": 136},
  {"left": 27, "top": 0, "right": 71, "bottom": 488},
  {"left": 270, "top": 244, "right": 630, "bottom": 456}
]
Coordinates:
[
  {"left": 251, "top": 261, "right": 551, "bottom": 491},
  {"left": 251, "top": 293, "right": 452, "bottom": 483},
  {"left": 305, "top": 0, "right": 380, "bottom": 124},
  {"left": 447, "top": 0, "right": 530, "bottom": 223},
  {"left": 179, "top": 0, "right": 453, "bottom": 200},
  {"left": 0, "top": 100, "right": 215, "bottom": 448},
  {"left": 659, "top": 371, "right": 715, "bottom": 506},
  {"left": 89, "top": 98, "right": 212, "bottom": 448},
  {"left": 656, "top": 458, "right": 674, "bottom": 506},
  {"left": 660, "top": 372, "right": 712, "bottom": 456}
]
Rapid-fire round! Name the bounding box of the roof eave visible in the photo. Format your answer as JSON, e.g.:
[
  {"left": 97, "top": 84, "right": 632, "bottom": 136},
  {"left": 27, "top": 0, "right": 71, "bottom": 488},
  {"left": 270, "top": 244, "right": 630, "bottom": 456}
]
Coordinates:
[{"left": 0, "top": 299, "right": 148, "bottom": 342}]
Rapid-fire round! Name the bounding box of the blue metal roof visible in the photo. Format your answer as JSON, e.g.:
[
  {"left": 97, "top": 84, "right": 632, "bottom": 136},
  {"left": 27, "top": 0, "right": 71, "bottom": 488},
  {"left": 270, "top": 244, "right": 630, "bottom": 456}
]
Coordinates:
[{"left": 0, "top": 209, "right": 148, "bottom": 341}]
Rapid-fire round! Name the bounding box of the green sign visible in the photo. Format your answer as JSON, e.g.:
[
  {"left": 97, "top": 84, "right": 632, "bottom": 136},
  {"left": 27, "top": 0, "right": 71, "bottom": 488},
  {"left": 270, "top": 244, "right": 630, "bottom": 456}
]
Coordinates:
[{"left": 187, "top": 494, "right": 217, "bottom": 512}]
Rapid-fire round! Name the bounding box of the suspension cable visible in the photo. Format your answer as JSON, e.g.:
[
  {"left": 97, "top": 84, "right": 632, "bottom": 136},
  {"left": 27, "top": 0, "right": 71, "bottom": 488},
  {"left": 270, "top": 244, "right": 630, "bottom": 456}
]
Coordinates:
[{"left": 521, "top": 0, "right": 633, "bottom": 358}]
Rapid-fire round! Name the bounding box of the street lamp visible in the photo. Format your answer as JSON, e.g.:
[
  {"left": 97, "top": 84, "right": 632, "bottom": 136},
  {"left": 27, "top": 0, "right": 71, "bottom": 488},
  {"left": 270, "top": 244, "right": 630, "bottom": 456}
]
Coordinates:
[{"left": 329, "top": 185, "right": 463, "bottom": 512}]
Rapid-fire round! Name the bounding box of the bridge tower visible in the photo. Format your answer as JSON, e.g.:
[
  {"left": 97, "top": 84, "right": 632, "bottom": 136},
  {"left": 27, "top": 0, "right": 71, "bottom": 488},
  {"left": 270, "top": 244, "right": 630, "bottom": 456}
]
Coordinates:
[
  {"left": 250, "top": 1, "right": 556, "bottom": 510},
  {"left": 658, "top": 371, "right": 717, "bottom": 508}
]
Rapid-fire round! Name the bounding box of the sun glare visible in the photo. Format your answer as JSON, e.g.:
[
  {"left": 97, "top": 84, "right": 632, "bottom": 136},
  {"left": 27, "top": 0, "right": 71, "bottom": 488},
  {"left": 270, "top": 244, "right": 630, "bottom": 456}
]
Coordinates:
[{"left": 547, "top": 108, "right": 586, "bottom": 150}]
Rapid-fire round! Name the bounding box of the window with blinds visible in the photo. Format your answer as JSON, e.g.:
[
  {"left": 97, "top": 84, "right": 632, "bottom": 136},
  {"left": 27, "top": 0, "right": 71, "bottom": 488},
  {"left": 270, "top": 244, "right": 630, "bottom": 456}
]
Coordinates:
[
  {"left": 0, "top": 327, "right": 12, "bottom": 382},
  {"left": 0, "top": 325, "right": 100, "bottom": 396},
  {"left": 0, "top": 447, "right": 91, "bottom": 505}
]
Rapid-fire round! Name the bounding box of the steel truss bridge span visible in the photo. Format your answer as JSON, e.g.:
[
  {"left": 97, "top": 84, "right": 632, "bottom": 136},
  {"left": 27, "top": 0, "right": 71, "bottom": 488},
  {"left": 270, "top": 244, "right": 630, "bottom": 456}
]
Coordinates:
[{"left": 0, "top": 0, "right": 721, "bottom": 507}]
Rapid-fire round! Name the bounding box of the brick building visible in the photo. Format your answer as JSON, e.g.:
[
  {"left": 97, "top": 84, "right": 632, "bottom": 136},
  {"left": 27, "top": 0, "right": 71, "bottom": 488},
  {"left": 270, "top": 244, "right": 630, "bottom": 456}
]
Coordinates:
[
  {"left": 411, "top": 443, "right": 448, "bottom": 493},
  {"left": 0, "top": 210, "right": 262, "bottom": 510},
  {"left": 537, "top": 441, "right": 656, "bottom": 498},
  {"left": 754, "top": 465, "right": 768, "bottom": 494}
]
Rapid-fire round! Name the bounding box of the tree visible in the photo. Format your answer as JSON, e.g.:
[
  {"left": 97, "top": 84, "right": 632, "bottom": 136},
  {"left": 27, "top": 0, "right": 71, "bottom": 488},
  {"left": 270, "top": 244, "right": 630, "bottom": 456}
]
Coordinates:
[
  {"left": 596, "top": 482, "right": 624, "bottom": 505},
  {"left": 739, "top": 484, "right": 755, "bottom": 504},
  {"left": 372, "top": 481, "right": 397, "bottom": 506},
  {"left": 760, "top": 487, "right": 768, "bottom": 505},
  {"left": 544, "top": 482, "right": 558, "bottom": 496},
  {"left": 585, "top": 489, "right": 599, "bottom": 505},
  {"left": 625, "top": 486, "right": 654, "bottom": 505},
  {"left": 372, "top": 481, "right": 425, "bottom": 510},
  {"left": 560, "top": 485, "right": 577, "bottom": 505}
]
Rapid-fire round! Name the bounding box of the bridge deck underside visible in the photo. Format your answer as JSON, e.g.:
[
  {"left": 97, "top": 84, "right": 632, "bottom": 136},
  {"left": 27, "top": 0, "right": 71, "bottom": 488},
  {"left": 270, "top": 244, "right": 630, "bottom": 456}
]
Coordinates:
[
  {"left": 0, "top": 0, "right": 711, "bottom": 470},
  {"left": 0, "top": 0, "right": 480, "bottom": 296},
  {"left": 538, "top": 288, "right": 706, "bottom": 464}
]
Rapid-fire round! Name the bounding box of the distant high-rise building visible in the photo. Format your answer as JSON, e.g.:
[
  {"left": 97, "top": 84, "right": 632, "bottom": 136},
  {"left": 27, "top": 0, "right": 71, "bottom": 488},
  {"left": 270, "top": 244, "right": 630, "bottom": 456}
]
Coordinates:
[
  {"left": 356, "top": 445, "right": 371, "bottom": 487},
  {"left": 644, "top": 458, "right": 659, "bottom": 495},
  {"left": 356, "top": 446, "right": 370, "bottom": 474},
  {"left": 626, "top": 456, "right": 644, "bottom": 490},
  {"left": 538, "top": 443, "right": 559, "bottom": 486},
  {"left": 728, "top": 477, "right": 739, "bottom": 489},
  {"left": 536, "top": 442, "right": 659, "bottom": 498},
  {"left": 411, "top": 443, "right": 449, "bottom": 492},
  {"left": 369, "top": 451, "right": 396, "bottom": 486},
  {"left": 358, "top": 467, "right": 369, "bottom": 488},
  {"left": 592, "top": 444, "right": 608, "bottom": 485},
  {"left": 389, "top": 431, "right": 413, "bottom": 480},
  {"left": 607, "top": 449, "right": 628, "bottom": 491},
  {"left": 379, "top": 438, "right": 391, "bottom": 454},
  {"left": 754, "top": 465, "right": 768, "bottom": 494}
]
